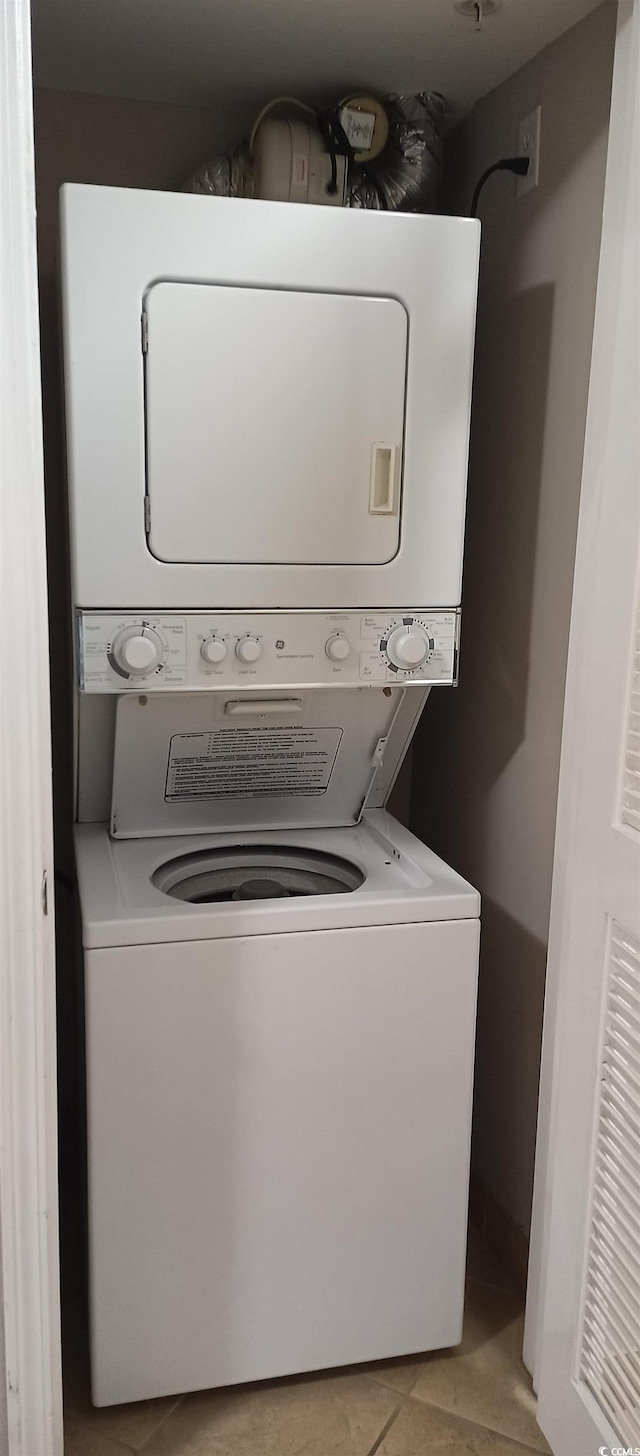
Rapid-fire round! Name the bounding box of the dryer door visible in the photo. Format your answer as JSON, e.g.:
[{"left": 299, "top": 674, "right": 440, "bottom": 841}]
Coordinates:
[{"left": 144, "top": 283, "right": 407, "bottom": 567}]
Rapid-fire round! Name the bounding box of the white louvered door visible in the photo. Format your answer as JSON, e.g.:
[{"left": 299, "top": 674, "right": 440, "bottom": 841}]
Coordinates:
[
  {"left": 532, "top": 4, "right": 640, "bottom": 1452},
  {"left": 578, "top": 924, "right": 640, "bottom": 1445}
]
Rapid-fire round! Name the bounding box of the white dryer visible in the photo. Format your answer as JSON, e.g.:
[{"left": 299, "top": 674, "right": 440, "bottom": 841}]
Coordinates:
[
  {"left": 60, "top": 186, "right": 479, "bottom": 614},
  {"left": 73, "top": 680, "right": 480, "bottom": 1406}
]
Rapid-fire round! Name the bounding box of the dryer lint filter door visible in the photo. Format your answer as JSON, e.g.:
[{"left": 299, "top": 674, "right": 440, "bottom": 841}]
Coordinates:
[{"left": 143, "top": 283, "right": 407, "bottom": 566}]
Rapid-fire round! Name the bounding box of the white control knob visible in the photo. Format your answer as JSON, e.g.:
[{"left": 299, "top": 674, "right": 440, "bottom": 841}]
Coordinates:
[
  {"left": 236, "top": 636, "right": 262, "bottom": 664},
  {"left": 110, "top": 625, "right": 164, "bottom": 677},
  {"left": 201, "top": 637, "right": 227, "bottom": 665},
  {"left": 385, "top": 624, "right": 430, "bottom": 670},
  {"left": 325, "top": 634, "right": 350, "bottom": 662}
]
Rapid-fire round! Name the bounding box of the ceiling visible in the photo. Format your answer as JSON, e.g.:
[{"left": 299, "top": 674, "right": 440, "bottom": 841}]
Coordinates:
[{"left": 31, "top": 0, "right": 604, "bottom": 117}]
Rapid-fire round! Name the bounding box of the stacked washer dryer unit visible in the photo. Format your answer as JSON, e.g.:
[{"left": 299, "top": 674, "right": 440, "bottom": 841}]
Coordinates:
[{"left": 61, "top": 185, "right": 481, "bottom": 1407}]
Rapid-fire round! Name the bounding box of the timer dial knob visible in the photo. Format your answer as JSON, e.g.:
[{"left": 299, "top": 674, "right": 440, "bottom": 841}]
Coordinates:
[
  {"left": 385, "top": 624, "right": 430, "bottom": 671},
  {"left": 236, "top": 636, "right": 262, "bottom": 664},
  {"left": 325, "top": 634, "right": 350, "bottom": 662},
  {"left": 201, "top": 636, "right": 227, "bottom": 664},
  {"left": 110, "top": 625, "right": 164, "bottom": 677}
]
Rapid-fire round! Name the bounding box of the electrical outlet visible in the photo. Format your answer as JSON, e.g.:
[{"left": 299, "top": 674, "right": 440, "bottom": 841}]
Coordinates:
[{"left": 517, "top": 105, "right": 541, "bottom": 196}]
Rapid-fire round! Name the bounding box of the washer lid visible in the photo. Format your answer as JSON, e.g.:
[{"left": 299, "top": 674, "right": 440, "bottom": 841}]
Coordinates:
[{"left": 110, "top": 686, "right": 422, "bottom": 839}]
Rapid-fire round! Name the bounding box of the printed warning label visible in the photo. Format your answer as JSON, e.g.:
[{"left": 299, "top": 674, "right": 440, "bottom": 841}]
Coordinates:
[{"left": 165, "top": 727, "right": 343, "bottom": 801}]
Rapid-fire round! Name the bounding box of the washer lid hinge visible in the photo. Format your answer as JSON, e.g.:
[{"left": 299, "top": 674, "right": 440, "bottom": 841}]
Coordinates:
[
  {"left": 144, "top": 496, "right": 151, "bottom": 534},
  {"left": 356, "top": 735, "right": 390, "bottom": 822},
  {"left": 371, "top": 736, "right": 388, "bottom": 770},
  {"left": 141, "top": 312, "right": 149, "bottom": 353}
]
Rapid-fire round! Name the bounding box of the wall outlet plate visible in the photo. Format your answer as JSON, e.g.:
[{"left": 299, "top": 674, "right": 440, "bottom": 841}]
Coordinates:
[{"left": 517, "top": 106, "right": 541, "bottom": 196}]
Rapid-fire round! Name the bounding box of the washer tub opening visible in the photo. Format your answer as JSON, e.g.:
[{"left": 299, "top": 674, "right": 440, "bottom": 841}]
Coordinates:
[{"left": 152, "top": 845, "right": 365, "bottom": 904}]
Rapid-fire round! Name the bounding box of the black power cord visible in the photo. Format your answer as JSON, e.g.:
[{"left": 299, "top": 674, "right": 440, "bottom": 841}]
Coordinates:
[
  {"left": 316, "top": 108, "right": 354, "bottom": 196},
  {"left": 470, "top": 156, "right": 530, "bottom": 217}
]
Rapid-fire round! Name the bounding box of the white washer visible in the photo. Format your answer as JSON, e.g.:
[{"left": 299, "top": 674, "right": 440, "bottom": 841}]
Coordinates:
[{"left": 76, "top": 810, "right": 479, "bottom": 1407}]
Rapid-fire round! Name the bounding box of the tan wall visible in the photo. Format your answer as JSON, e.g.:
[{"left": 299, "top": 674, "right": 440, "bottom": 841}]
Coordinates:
[{"left": 411, "top": 1, "right": 616, "bottom": 1233}]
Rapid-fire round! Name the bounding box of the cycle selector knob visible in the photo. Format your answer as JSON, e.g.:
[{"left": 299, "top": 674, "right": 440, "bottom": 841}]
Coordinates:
[
  {"left": 236, "top": 636, "right": 262, "bottom": 664},
  {"left": 109, "top": 625, "right": 164, "bottom": 678},
  {"left": 201, "top": 637, "right": 227, "bottom": 665},
  {"left": 385, "top": 624, "right": 431, "bottom": 671},
  {"left": 325, "top": 634, "right": 350, "bottom": 662}
]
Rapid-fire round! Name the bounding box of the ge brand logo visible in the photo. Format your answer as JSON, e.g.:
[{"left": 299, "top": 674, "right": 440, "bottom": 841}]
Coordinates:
[{"left": 275, "top": 639, "right": 285, "bottom": 650}]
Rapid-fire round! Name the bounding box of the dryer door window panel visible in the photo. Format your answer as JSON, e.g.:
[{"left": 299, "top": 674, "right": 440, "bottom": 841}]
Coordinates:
[{"left": 144, "top": 283, "right": 407, "bottom": 566}]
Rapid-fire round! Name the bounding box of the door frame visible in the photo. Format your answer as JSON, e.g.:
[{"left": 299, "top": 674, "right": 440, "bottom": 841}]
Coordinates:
[
  {"left": 524, "top": 0, "right": 639, "bottom": 1392},
  {"left": 0, "top": 0, "right": 63, "bottom": 1452}
]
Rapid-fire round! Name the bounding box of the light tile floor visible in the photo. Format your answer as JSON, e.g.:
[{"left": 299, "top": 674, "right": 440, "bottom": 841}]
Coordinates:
[{"left": 63, "top": 1225, "right": 551, "bottom": 1456}]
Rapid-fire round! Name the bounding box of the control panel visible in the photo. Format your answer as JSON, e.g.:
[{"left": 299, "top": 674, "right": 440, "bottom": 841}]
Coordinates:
[{"left": 77, "top": 610, "right": 460, "bottom": 692}]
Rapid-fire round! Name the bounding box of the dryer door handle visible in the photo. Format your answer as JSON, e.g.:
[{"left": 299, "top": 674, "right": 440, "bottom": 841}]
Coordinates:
[{"left": 369, "top": 443, "right": 398, "bottom": 514}]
